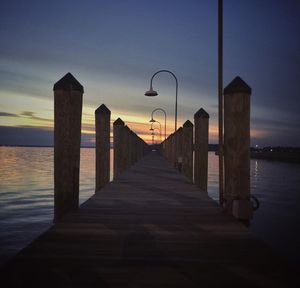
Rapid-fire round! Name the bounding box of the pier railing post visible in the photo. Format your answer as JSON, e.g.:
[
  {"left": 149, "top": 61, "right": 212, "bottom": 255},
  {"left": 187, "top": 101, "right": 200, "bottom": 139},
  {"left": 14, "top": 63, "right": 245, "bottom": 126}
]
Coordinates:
[
  {"left": 165, "top": 135, "right": 170, "bottom": 161},
  {"left": 172, "top": 133, "right": 176, "bottom": 166},
  {"left": 182, "top": 120, "right": 194, "bottom": 182},
  {"left": 224, "top": 76, "right": 252, "bottom": 221},
  {"left": 53, "top": 72, "right": 83, "bottom": 222},
  {"left": 129, "top": 130, "right": 135, "bottom": 166},
  {"left": 134, "top": 133, "right": 139, "bottom": 163},
  {"left": 194, "top": 108, "right": 209, "bottom": 192},
  {"left": 124, "top": 125, "right": 130, "bottom": 170},
  {"left": 95, "top": 104, "right": 111, "bottom": 192},
  {"left": 113, "top": 118, "right": 125, "bottom": 179},
  {"left": 177, "top": 127, "right": 183, "bottom": 172}
]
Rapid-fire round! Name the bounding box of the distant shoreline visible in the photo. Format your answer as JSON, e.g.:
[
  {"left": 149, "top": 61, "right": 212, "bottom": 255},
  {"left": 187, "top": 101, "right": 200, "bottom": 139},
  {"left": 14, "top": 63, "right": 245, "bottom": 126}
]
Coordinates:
[
  {"left": 1, "top": 145, "right": 299, "bottom": 164},
  {"left": 250, "top": 151, "right": 300, "bottom": 164},
  {"left": 0, "top": 145, "right": 94, "bottom": 148}
]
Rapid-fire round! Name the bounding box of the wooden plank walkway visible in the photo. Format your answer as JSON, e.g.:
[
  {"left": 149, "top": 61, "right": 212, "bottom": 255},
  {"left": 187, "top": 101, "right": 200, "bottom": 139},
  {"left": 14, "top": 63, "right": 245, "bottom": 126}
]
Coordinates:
[{"left": 1, "top": 152, "right": 296, "bottom": 287}]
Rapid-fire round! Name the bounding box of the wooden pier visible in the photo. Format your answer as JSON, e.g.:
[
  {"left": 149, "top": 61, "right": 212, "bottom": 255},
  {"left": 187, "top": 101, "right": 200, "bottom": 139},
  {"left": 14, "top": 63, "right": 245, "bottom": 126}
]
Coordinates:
[
  {"left": 1, "top": 151, "right": 295, "bottom": 287},
  {"left": 1, "top": 73, "right": 296, "bottom": 287}
]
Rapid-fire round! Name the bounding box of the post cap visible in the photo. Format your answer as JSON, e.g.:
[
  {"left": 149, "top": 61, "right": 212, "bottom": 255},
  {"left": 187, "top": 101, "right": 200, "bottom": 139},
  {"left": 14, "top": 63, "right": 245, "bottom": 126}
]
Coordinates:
[
  {"left": 183, "top": 120, "right": 193, "bottom": 128},
  {"left": 194, "top": 108, "right": 209, "bottom": 119},
  {"left": 224, "top": 76, "right": 251, "bottom": 95},
  {"left": 53, "top": 72, "right": 84, "bottom": 93},
  {"left": 95, "top": 104, "right": 111, "bottom": 115},
  {"left": 113, "top": 118, "right": 125, "bottom": 126}
]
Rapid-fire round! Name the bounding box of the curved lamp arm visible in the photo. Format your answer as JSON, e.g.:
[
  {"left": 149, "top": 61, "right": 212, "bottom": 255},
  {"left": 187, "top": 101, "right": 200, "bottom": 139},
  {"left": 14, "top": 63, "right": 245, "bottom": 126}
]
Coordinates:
[
  {"left": 151, "top": 108, "right": 167, "bottom": 140},
  {"left": 148, "top": 70, "right": 178, "bottom": 131}
]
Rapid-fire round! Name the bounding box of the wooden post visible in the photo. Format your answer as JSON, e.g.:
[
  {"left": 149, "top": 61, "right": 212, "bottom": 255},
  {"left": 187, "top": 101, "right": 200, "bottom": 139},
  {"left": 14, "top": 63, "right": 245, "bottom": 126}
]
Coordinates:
[
  {"left": 224, "top": 76, "right": 252, "bottom": 221},
  {"left": 167, "top": 134, "right": 171, "bottom": 163},
  {"left": 134, "top": 133, "right": 138, "bottom": 163},
  {"left": 53, "top": 72, "right": 83, "bottom": 222},
  {"left": 174, "top": 132, "right": 178, "bottom": 167},
  {"left": 171, "top": 133, "right": 176, "bottom": 166},
  {"left": 129, "top": 130, "right": 135, "bottom": 166},
  {"left": 177, "top": 127, "right": 183, "bottom": 172},
  {"left": 182, "top": 120, "right": 194, "bottom": 182},
  {"left": 194, "top": 108, "right": 209, "bottom": 192},
  {"left": 95, "top": 104, "right": 111, "bottom": 192},
  {"left": 138, "top": 137, "right": 143, "bottom": 160},
  {"left": 124, "top": 126, "right": 131, "bottom": 169},
  {"left": 165, "top": 136, "right": 169, "bottom": 161},
  {"left": 113, "top": 118, "right": 125, "bottom": 179}
]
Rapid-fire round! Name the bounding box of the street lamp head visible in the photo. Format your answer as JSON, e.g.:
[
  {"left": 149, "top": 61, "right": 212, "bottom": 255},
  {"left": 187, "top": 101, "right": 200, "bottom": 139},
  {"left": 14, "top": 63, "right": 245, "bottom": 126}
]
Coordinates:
[
  {"left": 149, "top": 118, "right": 156, "bottom": 123},
  {"left": 145, "top": 87, "right": 158, "bottom": 97},
  {"left": 149, "top": 128, "right": 154, "bottom": 131}
]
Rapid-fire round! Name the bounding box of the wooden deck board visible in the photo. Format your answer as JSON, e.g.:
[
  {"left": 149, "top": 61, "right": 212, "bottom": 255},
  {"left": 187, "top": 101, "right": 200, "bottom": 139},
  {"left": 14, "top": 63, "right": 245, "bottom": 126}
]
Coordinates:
[{"left": 1, "top": 152, "right": 296, "bottom": 287}]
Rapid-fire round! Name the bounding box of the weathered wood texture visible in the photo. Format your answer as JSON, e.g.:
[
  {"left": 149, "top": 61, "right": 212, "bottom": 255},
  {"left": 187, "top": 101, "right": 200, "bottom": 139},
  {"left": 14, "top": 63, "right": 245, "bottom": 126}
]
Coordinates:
[
  {"left": 176, "top": 127, "right": 183, "bottom": 171},
  {"left": 95, "top": 104, "right": 111, "bottom": 192},
  {"left": 194, "top": 108, "right": 209, "bottom": 192},
  {"left": 113, "top": 118, "right": 125, "bottom": 179},
  {"left": 224, "top": 76, "right": 252, "bottom": 220},
  {"left": 182, "top": 120, "right": 193, "bottom": 182},
  {"left": 53, "top": 73, "right": 83, "bottom": 222},
  {"left": 1, "top": 152, "right": 295, "bottom": 287}
]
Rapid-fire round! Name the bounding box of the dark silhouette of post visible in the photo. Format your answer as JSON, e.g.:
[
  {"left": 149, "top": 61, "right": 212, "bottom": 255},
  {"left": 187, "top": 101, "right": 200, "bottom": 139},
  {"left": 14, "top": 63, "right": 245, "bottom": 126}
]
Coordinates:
[
  {"left": 165, "top": 134, "right": 170, "bottom": 161},
  {"left": 177, "top": 127, "right": 183, "bottom": 172},
  {"left": 194, "top": 108, "right": 209, "bottom": 192},
  {"left": 171, "top": 133, "right": 176, "bottom": 166},
  {"left": 224, "top": 76, "right": 252, "bottom": 221},
  {"left": 95, "top": 104, "right": 111, "bottom": 192},
  {"left": 130, "top": 130, "right": 136, "bottom": 166},
  {"left": 113, "top": 118, "right": 125, "bottom": 179},
  {"left": 218, "top": 0, "right": 224, "bottom": 206},
  {"left": 124, "top": 125, "right": 131, "bottom": 169},
  {"left": 53, "top": 72, "right": 83, "bottom": 222},
  {"left": 182, "top": 120, "right": 194, "bottom": 182}
]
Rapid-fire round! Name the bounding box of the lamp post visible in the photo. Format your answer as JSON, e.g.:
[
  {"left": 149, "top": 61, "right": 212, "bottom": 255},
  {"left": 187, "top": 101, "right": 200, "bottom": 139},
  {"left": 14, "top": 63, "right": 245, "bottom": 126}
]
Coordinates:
[
  {"left": 150, "top": 108, "right": 167, "bottom": 140},
  {"left": 150, "top": 126, "right": 161, "bottom": 143},
  {"left": 218, "top": 0, "right": 224, "bottom": 206},
  {"left": 150, "top": 121, "right": 162, "bottom": 142},
  {"left": 145, "top": 70, "right": 178, "bottom": 132},
  {"left": 151, "top": 131, "right": 155, "bottom": 145}
]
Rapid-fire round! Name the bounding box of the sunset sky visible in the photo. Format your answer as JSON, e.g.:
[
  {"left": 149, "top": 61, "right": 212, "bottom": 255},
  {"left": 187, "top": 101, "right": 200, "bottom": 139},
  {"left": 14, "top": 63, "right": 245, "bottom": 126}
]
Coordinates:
[{"left": 0, "top": 0, "right": 299, "bottom": 146}]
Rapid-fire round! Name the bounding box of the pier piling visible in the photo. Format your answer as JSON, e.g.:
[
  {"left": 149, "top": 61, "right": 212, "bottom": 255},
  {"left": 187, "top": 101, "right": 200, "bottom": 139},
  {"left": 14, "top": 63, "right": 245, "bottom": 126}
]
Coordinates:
[
  {"left": 224, "top": 76, "right": 252, "bottom": 221},
  {"left": 113, "top": 118, "right": 125, "bottom": 179},
  {"left": 194, "top": 108, "right": 209, "bottom": 192},
  {"left": 95, "top": 104, "right": 111, "bottom": 192},
  {"left": 53, "top": 72, "right": 83, "bottom": 222},
  {"left": 182, "top": 120, "right": 194, "bottom": 182}
]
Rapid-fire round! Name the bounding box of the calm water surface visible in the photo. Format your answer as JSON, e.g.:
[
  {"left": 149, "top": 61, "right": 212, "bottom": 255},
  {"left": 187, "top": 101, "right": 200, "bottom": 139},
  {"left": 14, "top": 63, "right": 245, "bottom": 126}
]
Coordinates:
[{"left": 0, "top": 147, "right": 299, "bottom": 267}]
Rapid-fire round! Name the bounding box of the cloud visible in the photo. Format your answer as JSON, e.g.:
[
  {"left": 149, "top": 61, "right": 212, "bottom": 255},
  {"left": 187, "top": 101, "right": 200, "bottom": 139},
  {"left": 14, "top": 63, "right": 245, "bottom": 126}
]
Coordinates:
[
  {"left": 0, "top": 112, "right": 19, "bottom": 117},
  {"left": 0, "top": 126, "right": 95, "bottom": 147},
  {"left": 20, "top": 111, "right": 34, "bottom": 117},
  {"left": 19, "top": 111, "right": 53, "bottom": 123}
]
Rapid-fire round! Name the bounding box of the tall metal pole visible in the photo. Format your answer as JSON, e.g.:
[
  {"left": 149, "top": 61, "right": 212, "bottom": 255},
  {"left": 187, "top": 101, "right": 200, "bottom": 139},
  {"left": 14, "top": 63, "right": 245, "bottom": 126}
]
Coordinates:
[
  {"left": 153, "top": 127, "right": 161, "bottom": 142},
  {"left": 151, "top": 108, "right": 167, "bottom": 140},
  {"left": 218, "top": 0, "right": 224, "bottom": 206}
]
